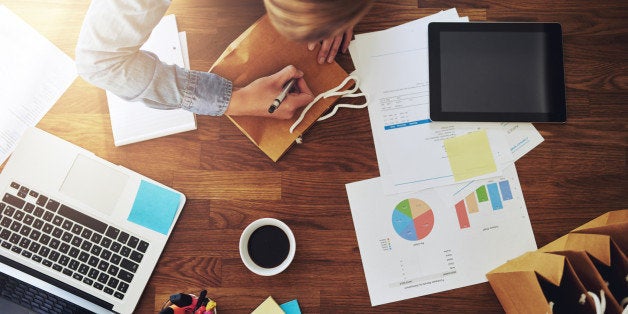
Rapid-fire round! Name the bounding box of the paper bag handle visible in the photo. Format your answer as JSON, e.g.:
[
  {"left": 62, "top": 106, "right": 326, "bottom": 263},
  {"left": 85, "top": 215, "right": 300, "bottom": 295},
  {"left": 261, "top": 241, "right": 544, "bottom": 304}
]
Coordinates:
[{"left": 289, "top": 75, "right": 366, "bottom": 134}]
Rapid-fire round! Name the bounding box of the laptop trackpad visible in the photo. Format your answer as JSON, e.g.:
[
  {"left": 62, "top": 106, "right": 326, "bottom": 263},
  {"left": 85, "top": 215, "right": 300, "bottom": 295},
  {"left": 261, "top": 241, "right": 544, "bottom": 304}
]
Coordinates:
[
  {"left": 0, "top": 297, "right": 36, "bottom": 313},
  {"left": 60, "top": 154, "right": 129, "bottom": 216}
]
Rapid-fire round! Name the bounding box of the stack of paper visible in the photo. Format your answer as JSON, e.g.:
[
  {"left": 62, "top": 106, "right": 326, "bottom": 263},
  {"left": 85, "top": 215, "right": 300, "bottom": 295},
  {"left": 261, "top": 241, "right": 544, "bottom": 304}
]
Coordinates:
[
  {"left": 345, "top": 8, "right": 544, "bottom": 306},
  {"left": 106, "top": 14, "right": 196, "bottom": 146},
  {"left": 0, "top": 5, "right": 77, "bottom": 164},
  {"left": 350, "top": 8, "right": 544, "bottom": 194}
]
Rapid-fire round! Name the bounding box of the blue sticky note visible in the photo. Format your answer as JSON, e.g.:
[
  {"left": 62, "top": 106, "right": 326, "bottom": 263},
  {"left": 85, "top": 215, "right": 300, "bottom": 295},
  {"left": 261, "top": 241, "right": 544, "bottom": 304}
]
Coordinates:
[
  {"left": 127, "top": 180, "right": 181, "bottom": 235},
  {"left": 279, "top": 300, "right": 301, "bottom": 314}
]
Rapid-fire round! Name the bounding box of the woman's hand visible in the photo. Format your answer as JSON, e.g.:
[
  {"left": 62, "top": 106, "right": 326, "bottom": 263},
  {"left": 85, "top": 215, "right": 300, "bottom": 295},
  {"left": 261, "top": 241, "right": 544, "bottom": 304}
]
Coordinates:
[
  {"left": 225, "top": 65, "right": 314, "bottom": 119},
  {"left": 308, "top": 26, "right": 354, "bottom": 64}
]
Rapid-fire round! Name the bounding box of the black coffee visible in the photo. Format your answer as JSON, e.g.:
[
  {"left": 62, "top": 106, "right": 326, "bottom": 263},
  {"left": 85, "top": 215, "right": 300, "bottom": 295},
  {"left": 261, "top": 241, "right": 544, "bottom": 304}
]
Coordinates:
[{"left": 247, "top": 225, "right": 290, "bottom": 268}]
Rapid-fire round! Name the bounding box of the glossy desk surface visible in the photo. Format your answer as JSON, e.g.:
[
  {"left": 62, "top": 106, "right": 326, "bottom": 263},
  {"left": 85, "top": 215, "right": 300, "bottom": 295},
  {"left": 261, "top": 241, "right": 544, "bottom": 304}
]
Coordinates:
[{"left": 1, "top": 0, "right": 626, "bottom": 312}]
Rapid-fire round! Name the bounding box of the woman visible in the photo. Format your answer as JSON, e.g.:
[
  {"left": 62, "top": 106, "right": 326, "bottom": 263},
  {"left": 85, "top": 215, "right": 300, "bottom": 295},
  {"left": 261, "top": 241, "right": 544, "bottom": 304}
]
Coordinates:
[
  {"left": 75, "top": 0, "right": 373, "bottom": 120},
  {"left": 265, "top": 0, "right": 374, "bottom": 65}
]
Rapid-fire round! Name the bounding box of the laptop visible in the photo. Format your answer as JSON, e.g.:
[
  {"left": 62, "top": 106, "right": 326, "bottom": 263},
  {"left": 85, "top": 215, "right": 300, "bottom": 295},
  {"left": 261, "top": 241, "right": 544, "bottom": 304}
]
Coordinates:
[{"left": 0, "top": 127, "right": 186, "bottom": 313}]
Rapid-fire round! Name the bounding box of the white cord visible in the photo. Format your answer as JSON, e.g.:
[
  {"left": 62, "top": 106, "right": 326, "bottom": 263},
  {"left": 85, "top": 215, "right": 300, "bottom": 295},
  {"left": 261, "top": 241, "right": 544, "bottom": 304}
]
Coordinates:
[
  {"left": 317, "top": 94, "right": 367, "bottom": 121},
  {"left": 550, "top": 290, "right": 619, "bottom": 314},
  {"left": 623, "top": 275, "right": 628, "bottom": 313},
  {"left": 289, "top": 75, "right": 366, "bottom": 134},
  {"left": 586, "top": 290, "right": 606, "bottom": 314}
]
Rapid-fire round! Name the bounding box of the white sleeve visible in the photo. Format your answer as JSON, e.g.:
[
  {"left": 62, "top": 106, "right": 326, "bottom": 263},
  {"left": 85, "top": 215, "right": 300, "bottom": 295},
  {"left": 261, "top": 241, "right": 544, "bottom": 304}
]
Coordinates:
[{"left": 75, "top": 0, "right": 231, "bottom": 115}]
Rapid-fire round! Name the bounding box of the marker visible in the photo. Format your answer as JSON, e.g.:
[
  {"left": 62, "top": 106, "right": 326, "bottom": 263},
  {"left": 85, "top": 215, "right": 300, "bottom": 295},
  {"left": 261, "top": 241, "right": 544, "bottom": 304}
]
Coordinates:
[{"left": 268, "top": 78, "right": 297, "bottom": 113}]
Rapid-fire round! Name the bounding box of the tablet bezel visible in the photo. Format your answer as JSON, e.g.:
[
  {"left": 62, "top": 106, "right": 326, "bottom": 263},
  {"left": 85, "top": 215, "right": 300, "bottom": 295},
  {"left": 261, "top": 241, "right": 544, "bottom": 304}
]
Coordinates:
[{"left": 428, "top": 22, "right": 566, "bottom": 123}]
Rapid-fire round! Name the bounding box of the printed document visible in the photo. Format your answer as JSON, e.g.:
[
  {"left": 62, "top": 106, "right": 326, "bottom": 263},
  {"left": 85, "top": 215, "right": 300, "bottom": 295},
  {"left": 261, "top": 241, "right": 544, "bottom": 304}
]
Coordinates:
[
  {"left": 0, "top": 5, "right": 77, "bottom": 165},
  {"left": 344, "top": 8, "right": 543, "bottom": 307},
  {"left": 349, "top": 9, "right": 543, "bottom": 194},
  {"left": 346, "top": 165, "right": 537, "bottom": 306}
]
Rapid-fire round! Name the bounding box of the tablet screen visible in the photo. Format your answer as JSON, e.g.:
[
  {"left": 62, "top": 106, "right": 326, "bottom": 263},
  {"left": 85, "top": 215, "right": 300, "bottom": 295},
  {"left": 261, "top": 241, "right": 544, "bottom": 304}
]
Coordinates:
[{"left": 428, "top": 22, "right": 566, "bottom": 122}]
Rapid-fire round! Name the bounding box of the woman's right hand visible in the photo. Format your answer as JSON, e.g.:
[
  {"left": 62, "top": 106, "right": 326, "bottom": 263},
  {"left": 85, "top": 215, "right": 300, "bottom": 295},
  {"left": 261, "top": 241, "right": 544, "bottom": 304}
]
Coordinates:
[{"left": 225, "top": 65, "right": 314, "bottom": 119}]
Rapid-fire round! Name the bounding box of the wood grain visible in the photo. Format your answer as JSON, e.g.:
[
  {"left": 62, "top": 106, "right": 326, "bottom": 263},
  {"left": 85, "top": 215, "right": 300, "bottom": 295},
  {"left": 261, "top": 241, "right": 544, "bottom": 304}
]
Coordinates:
[{"left": 0, "top": 0, "right": 626, "bottom": 313}]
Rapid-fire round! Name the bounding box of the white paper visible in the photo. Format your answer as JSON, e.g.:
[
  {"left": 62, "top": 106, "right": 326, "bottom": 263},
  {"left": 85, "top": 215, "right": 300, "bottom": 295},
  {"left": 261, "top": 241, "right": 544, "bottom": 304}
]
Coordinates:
[
  {"left": 0, "top": 5, "right": 77, "bottom": 164},
  {"left": 107, "top": 14, "right": 196, "bottom": 146},
  {"left": 179, "top": 31, "right": 190, "bottom": 69},
  {"left": 349, "top": 10, "right": 543, "bottom": 194},
  {"left": 346, "top": 165, "right": 536, "bottom": 306},
  {"left": 500, "top": 122, "right": 545, "bottom": 161},
  {"left": 351, "top": 8, "right": 463, "bottom": 79}
]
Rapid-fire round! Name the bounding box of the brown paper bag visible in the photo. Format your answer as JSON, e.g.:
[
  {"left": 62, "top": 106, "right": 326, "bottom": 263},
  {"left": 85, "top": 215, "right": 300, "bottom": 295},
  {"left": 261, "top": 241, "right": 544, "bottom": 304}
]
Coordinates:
[
  {"left": 487, "top": 251, "right": 597, "bottom": 313},
  {"left": 210, "top": 15, "right": 351, "bottom": 162},
  {"left": 548, "top": 250, "right": 623, "bottom": 314},
  {"left": 540, "top": 233, "right": 628, "bottom": 309},
  {"left": 569, "top": 209, "right": 627, "bottom": 253},
  {"left": 487, "top": 210, "right": 628, "bottom": 313}
]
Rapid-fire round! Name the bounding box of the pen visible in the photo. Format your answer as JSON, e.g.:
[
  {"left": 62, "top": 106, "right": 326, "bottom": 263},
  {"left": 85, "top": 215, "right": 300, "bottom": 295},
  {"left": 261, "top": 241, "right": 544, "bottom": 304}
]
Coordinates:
[
  {"left": 193, "top": 290, "right": 208, "bottom": 312},
  {"left": 268, "top": 78, "right": 297, "bottom": 113}
]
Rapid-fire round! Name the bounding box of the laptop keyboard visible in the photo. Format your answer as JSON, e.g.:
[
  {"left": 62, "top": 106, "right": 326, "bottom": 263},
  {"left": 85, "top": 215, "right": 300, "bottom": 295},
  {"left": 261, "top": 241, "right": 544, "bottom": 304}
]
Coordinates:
[
  {"left": 0, "top": 182, "right": 151, "bottom": 301},
  {"left": 0, "top": 270, "right": 95, "bottom": 314}
]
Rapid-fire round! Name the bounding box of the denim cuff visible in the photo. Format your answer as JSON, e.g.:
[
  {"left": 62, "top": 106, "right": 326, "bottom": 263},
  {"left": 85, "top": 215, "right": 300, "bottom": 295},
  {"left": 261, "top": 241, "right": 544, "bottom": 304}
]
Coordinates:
[{"left": 182, "top": 70, "right": 232, "bottom": 116}]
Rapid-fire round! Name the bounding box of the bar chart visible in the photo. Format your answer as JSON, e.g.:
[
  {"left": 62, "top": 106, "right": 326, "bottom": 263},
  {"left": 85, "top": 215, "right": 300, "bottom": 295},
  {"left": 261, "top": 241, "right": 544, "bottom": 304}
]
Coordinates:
[{"left": 454, "top": 180, "right": 514, "bottom": 229}]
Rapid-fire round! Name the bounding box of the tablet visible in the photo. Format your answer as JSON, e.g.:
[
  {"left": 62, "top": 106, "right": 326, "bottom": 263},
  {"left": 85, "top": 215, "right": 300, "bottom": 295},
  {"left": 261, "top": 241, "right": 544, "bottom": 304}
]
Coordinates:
[{"left": 428, "top": 22, "right": 566, "bottom": 122}]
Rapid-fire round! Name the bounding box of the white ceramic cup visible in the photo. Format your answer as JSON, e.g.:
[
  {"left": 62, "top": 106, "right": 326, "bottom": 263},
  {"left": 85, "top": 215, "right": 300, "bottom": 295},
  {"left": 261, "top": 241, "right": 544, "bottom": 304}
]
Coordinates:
[{"left": 239, "top": 218, "right": 296, "bottom": 276}]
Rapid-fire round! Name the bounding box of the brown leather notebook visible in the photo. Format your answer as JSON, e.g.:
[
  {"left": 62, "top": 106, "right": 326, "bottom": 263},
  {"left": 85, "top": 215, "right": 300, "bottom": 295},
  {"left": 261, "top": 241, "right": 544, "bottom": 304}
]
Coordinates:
[{"left": 209, "top": 15, "right": 349, "bottom": 162}]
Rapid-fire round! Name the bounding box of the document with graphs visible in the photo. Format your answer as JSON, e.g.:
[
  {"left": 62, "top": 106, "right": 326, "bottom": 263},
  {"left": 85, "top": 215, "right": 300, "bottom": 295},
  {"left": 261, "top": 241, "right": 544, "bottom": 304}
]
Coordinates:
[{"left": 346, "top": 165, "right": 536, "bottom": 306}]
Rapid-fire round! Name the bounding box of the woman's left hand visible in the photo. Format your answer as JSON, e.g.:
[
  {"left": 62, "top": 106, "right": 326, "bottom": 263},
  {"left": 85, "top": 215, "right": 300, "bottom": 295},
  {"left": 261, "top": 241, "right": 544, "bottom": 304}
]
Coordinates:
[{"left": 308, "top": 26, "right": 354, "bottom": 65}]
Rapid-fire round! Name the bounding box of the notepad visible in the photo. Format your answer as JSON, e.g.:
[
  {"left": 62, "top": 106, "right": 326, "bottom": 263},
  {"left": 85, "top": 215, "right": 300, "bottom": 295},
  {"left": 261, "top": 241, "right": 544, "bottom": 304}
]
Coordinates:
[
  {"left": 251, "top": 296, "right": 285, "bottom": 314},
  {"left": 106, "top": 14, "right": 197, "bottom": 146},
  {"left": 210, "top": 15, "right": 351, "bottom": 162}
]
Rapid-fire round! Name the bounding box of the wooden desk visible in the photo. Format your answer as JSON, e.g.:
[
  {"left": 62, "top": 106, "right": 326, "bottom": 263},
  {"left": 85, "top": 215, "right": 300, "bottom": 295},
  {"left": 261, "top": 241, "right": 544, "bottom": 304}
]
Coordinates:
[{"left": 1, "top": 0, "right": 626, "bottom": 312}]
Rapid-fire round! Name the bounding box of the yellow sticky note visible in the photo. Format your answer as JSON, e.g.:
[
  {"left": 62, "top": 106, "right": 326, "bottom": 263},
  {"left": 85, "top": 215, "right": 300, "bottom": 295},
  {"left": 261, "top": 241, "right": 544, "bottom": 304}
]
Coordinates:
[
  {"left": 444, "top": 130, "right": 497, "bottom": 181},
  {"left": 252, "top": 296, "right": 286, "bottom": 314}
]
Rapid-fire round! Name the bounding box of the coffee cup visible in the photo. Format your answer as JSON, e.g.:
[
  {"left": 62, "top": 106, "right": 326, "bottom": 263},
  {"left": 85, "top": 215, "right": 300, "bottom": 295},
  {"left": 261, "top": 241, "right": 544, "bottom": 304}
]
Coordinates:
[{"left": 239, "top": 218, "right": 296, "bottom": 276}]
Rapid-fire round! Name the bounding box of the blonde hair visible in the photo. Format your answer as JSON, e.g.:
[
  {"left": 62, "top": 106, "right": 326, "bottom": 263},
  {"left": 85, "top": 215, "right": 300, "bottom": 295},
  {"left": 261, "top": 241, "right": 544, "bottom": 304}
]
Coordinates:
[{"left": 264, "top": 0, "right": 374, "bottom": 42}]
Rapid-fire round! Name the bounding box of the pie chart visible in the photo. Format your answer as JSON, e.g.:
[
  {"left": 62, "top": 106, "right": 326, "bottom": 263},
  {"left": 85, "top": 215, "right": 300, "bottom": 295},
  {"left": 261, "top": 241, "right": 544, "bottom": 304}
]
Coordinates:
[{"left": 392, "top": 198, "right": 435, "bottom": 241}]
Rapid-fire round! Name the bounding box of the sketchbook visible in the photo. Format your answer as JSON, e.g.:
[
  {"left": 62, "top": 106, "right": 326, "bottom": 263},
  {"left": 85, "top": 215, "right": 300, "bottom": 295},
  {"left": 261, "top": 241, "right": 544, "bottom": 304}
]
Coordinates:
[{"left": 210, "top": 15, "right": 350, "bottom": 162}]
